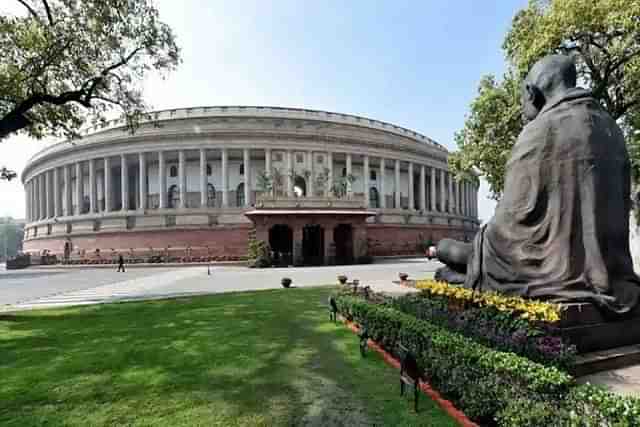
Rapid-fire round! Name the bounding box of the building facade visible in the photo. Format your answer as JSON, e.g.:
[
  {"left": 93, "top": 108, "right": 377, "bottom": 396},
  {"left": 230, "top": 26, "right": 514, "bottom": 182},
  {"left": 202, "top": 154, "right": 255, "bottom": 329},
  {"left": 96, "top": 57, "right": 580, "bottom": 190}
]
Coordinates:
[{"left": 21, "top": 106, "right": 479, "bottom": 265}]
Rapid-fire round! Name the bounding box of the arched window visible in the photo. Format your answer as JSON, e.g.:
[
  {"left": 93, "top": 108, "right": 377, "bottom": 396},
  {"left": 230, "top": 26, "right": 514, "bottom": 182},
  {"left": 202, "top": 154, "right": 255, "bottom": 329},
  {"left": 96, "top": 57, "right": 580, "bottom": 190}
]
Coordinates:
[
  {"left": 168, "top": 185, "right": 180, "bottom": 208},
  {"left": 207, "top": 183, "right": 216, "bottom": 207},
  {"left": 369, "top": 187, "right": 380, "bottom": 208},
  {"left": 236, "top": 183, "right": 245, "bottom": 207},
  {"left": 206, "top": 164, "right": 212, "bottom": 176},
  {"left": 169, "top": 165, "right": 178, "bottom": 177}
]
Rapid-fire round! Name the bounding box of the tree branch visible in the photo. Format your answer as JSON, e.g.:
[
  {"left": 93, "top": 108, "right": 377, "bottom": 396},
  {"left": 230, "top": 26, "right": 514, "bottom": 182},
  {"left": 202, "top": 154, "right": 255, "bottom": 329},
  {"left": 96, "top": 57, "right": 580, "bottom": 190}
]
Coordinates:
[
  {"left": 17, "top": 0, "right": 41, "bottom": 23},
  {"left": 41, "top": 0, "right": 54, "bottom": 26}
]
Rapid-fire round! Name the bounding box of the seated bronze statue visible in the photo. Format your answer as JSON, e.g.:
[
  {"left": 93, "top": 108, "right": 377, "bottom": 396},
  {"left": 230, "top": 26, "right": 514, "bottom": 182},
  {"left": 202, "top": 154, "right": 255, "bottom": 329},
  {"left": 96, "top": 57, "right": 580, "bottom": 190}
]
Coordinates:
[{"left": 436, "top": 54, "right": 640, "bottom": 316}]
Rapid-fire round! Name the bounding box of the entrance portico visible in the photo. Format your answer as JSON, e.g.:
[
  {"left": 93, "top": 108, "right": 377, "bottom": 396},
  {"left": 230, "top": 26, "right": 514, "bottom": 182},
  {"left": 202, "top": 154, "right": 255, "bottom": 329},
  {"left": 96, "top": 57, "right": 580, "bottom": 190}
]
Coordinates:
[{"left": 245, "top": 202, "right": 375, "bottom": 266}]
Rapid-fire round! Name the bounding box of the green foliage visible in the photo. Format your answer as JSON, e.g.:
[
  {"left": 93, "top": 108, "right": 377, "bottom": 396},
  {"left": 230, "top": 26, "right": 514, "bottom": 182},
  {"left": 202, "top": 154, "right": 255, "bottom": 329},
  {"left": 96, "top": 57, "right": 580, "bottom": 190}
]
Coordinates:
[
  {"left": 454, "top": 0, "right": 640, "bottom": 197},
  {"left": 0, "top": 218, "right": 24, "bottom": 260},
  {"left": 255, "top": 170, "right": 273, "bottom": 195},
  {"left": 0, "top": 0, "right": 180, "bottom": 141},
  {"left": 246, "top": 229, "right": 271, "bottom": 268},
  {"left": 334, "top": 294, "right": 573, "bottom": 422},
  {"left": 336, "top": 292, "right": 640, "bottom": 426}
]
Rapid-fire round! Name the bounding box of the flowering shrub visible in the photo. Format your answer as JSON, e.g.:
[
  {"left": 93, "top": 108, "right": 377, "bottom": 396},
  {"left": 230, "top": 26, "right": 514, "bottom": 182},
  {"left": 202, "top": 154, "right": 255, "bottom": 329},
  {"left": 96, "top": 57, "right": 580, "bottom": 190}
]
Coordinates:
[
  {"left": 392, "top": 292, "right": 576, "bottom": 368},
  {"left": 415, "top": 279, "right": 562, "bottom": 322},
  {"left": 334, "top": 293, "right": 640, "bottom": 426}
]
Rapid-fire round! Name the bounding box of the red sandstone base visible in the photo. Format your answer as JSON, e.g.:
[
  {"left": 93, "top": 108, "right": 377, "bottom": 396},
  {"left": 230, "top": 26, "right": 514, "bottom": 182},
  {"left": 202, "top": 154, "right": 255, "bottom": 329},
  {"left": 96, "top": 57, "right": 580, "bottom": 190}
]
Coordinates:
[{"left": 23, "top": 224, "right": 473, "bottom": 264}]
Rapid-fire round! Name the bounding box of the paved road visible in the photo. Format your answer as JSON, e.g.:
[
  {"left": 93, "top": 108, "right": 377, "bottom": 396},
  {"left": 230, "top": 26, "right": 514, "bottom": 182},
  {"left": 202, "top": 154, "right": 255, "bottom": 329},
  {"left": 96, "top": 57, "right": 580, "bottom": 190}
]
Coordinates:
[{"left": 0, "top": 258, "right": 436, "bottom": 310}]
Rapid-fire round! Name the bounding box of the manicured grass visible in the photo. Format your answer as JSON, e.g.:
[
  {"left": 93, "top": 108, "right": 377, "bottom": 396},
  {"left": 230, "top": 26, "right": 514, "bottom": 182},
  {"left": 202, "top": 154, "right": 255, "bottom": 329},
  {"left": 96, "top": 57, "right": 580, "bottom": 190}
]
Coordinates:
[{"left": 0, "top": 287, "right": 456, "bottom": 426}]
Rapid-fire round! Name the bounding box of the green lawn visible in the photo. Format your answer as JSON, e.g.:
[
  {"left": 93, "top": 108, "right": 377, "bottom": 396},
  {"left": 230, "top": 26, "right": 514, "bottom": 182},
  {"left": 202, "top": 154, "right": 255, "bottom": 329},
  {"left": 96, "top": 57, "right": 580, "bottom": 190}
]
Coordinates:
[{"left": 0, "top": 286, "right": 456, "bottom": 426}]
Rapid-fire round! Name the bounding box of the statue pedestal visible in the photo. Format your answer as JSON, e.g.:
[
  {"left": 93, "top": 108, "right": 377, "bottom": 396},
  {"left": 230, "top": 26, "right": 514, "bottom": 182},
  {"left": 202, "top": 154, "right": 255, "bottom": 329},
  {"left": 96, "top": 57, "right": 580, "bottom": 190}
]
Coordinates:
[{"left": 559, "top": 302, "right": 640, "bottom": 353}]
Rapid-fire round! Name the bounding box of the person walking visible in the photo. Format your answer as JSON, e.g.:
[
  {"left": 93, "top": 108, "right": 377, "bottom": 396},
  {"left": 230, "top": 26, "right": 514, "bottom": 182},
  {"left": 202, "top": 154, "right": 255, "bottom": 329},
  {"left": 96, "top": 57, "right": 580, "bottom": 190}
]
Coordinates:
[{"left": 117, "top": 254, "right": 125, "bottom": 272}]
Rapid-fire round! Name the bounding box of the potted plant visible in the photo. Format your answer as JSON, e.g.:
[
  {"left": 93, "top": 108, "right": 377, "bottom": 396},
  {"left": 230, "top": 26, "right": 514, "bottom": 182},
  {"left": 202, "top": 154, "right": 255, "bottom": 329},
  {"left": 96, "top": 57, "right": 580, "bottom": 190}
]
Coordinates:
[
  {"left": 281, "top": 277, "right": 292, "bottom": 288},
  {"left": 399, "top": 272, "right": 409, "bottom": 281},
  {"left": 337, "top": 274, "right": 348, "bottom": 285}
]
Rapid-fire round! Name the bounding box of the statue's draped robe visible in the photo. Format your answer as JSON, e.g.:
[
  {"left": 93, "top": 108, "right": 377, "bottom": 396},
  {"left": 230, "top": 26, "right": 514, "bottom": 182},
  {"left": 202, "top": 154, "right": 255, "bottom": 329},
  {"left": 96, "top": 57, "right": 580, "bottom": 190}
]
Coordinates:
[{"left": 466, "top": 89, "right": 640, "bottom": 315}]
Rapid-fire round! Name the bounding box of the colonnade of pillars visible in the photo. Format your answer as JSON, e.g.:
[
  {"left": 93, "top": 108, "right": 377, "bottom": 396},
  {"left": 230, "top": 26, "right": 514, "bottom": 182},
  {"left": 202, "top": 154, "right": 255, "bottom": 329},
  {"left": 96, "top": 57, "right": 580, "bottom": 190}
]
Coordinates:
[{"left": 24, "top": 148, "right": 479, "bottom": 223}]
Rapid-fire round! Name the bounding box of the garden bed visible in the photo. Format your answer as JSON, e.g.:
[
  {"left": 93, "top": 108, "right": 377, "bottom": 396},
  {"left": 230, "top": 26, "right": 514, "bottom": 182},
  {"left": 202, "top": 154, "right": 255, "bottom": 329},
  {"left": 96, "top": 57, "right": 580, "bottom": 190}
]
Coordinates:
[{"left": 334, "top": 287, "right": 640, "bottom": 426}]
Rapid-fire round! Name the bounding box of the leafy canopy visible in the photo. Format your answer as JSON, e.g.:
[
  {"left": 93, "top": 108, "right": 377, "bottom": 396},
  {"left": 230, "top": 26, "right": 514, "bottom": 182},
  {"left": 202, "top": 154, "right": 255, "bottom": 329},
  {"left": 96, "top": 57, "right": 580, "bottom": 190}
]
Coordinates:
[
  {"left": 451, "top": 0, "right": 640, "bottom": 198},
  {"left": 0, "top": 0, "right": 180, "bottom": 144}
]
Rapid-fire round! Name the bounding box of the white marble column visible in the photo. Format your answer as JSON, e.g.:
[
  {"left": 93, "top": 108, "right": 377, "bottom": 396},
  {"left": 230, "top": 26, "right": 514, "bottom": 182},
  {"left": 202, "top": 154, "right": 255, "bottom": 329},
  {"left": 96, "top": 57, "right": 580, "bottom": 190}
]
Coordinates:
[
  {"left": 420, "top": 165, "right": 426, "bottom": 212},
  {"left": 63, "top": 165, "right": 70, "bottom": 216},
  {"left": 53, "top": 167, "right": 60, "bottom": 217},
  {"left": 200, "top": 148, "right": 207, "bottom": 208},
  {"left": 286, "top": 150, "right": 293, "bottom": 197},
  {"left": 363, "top": 155, "right": 370, "bottom": 207},
  {"left": 448, "top": 174, "right": 454, "bottom": 214},
  {"left": 307, "top": 151, "right": 314, "bottom": 197},
  {"left": 430, "top": 167, "right": 436, "bottom": 212},
  {"left": 243, "top": 148, "right": 251, "bottom": 206},
  {"left": 178, "top": 150, "right": 186, "bottom": 209},
  {"left": 75, "top": 163, "right": 82, "bottom": 215},
  {"left": 379, "top": 158, "right": 386, "bottom": 208},
  {"left": 120, "top": 155, "right": 129, "bottom": 211},
  {"left": 394, "top": 159, "right": 401, "bottom": 209},
  {"left": 326, "top": 151, "right": 333, "bottom": 197},
  {"left": 89, "top": 159, "right": 96, "bottom": 213},
  {"left": 44, "top": 171, "right": 51, "bottom": 218},
  {"left": 221, "top": 148, "right": 229, "bottom": 207},
  {"left": 40, "top": 174, "right": 46, "bottom": 219},
  {"left": 158, "top": 151, "right": 166, "bottom": 209},
  {"left": 37, "top": 175, "right": 42, "bottom": 219},
  {"left": 408, "top": 162, "right": 414, "bottom": 210},
  {"left": 346, "top": 153, "right": 352, "bottom": 196},
  {"left": 103, "top": 158, "right": 111, "bottom": 212},
  {"left": 265, "top": 148, "right": 272, "bottom": 176},
  {"left": 440, "top": 169, "right": 446, "bottom": 213},
  {"left": 25, "top": 181, "right": 30, "bottom": 222},
  {"left": 32, "top": 178, "right": 37, "bottom": 221},
  {"left": 139, "top": 152, "right": 147, "bottom": 210}
]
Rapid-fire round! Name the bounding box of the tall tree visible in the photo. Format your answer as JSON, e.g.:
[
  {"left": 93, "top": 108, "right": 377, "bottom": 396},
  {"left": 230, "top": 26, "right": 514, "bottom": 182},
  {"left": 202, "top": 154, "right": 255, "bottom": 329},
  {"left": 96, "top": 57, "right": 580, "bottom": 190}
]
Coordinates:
[
  {"left": 0, "top": 0, "right": 180, "bottom": 179},
  {"left": 451, "top": 0, "right": 640, "bottom": 198}
]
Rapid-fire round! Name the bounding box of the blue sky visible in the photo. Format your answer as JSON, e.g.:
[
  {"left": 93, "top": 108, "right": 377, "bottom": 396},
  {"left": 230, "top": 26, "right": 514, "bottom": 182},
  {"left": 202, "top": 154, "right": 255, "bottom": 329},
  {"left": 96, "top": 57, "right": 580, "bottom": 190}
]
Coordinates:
[{"left": 0, "top": 0, "right": 528, "bottom": 219}]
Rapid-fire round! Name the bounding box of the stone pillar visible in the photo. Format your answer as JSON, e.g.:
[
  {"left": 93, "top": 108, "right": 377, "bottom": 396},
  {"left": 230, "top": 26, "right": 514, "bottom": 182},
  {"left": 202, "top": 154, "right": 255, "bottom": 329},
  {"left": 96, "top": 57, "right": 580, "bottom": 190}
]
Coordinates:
[
  {"left": 139, "top": 152, "right": 147, "bottom": 210},
  {"left": 35, "top": 175, "right": 41, "bottom": 219},
  {"left": 286, "top": 150, "right": 293, "bottom": 197},
  {"left": 394, "top": 159, "right": 401, "bottom": 209},
  {"left": 430, "top": 167, "right": 437, "bottom": 212},
  {"left": 440, "top": 169, "right": 446, "bottom": 213},
  {"left": 379, "top": 158, "right": 386, "bottom": 209},
  {"left": 62, "top": 165, "right": 70, "bottom": 216},
  {"left": 420, "top": 165, "right": 426, "bottom": 212},
  {"left": 243, "top": 148, "right": 251, "bottom": 206},
  {"left": 121, "top": 155, "right": 129, "bottom": 211},
  {"left": 200, "top": 148, "right": 207, "bottom": 208},
  {"left": 346, "top": 153, "right": 353, "bottom": 197},
  {"left": 75, "top": 163, "right": 82, "bottom": 215},
  {"left": 221, "top": 148, "right": 229, "bottom": 207},
  {"left": 324, "top": 225, "right": 334, "bottom": 265},
  {"left": 307, "top": 151, "right": 314, "bottom": 197},
  {"left": 265, "top": 148, "right": 272, "bottom": 175},
  {"left": 448, "top": 174, "right": 454, "bottom": 214},
  {"left": 293, "top": 224, "right": 303, "bottom": 266},
  {"left": 53, "top": 167, "right": 60, "bottom": 217},
  {"left": 158, "top": 151, "right": 166, "bottom": 209},
  {"left": 408, "top": 162, "right": 414, "bottom": 210},
  {"left": 178, "top": 150, "right": 186, "bottom": 209},
  {"left": 39, "top": 174, "right": 46, "bottom": 219},
  {"left": 104, "top": 158, "right": 111, "bottom": 212},
  {"left": 363, "top": 155, "right": 370, "bottom": 207},
  {"left": 326, "top": 151, "right": 333, "bottom": 197},
  {"left": 89, "top": 159, "right": 96, "bottom": 213},
  {"left": 44, "top": 171, "right": 51, "bottom": 218}
]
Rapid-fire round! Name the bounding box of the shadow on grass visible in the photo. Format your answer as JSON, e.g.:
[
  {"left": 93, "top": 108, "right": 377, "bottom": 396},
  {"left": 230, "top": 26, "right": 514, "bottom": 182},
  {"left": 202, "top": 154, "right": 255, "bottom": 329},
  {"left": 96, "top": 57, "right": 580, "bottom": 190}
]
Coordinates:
[{"left": 0, "top": 287, "right": 456, "bottom": 426}]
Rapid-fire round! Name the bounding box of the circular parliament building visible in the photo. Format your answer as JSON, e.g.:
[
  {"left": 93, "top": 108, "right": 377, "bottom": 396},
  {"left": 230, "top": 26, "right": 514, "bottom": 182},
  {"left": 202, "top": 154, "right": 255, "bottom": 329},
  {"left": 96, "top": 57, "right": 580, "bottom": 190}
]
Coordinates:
[{"left": 21, "top": 106, "right": 479, "bottom": 265}]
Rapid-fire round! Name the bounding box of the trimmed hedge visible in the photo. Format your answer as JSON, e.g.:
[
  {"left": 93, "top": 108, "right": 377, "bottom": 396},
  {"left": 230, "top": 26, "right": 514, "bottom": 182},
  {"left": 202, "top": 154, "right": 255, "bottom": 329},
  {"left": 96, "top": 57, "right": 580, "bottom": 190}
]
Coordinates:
[
  {"left": 335, "top": 293, "right": 640, "bottom": 426},
  {"left": 392, "top": 292, "right": 576, "bottom": 368}
]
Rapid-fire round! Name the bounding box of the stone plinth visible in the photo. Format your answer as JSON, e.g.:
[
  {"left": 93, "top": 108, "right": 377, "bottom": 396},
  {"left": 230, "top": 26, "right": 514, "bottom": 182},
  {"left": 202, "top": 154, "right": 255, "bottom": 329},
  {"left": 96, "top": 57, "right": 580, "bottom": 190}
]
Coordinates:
[{"left": 559, "top": 302, "right": 640, "bottom": 353}]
